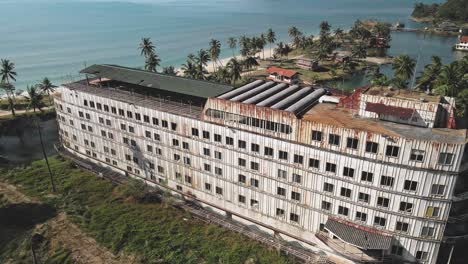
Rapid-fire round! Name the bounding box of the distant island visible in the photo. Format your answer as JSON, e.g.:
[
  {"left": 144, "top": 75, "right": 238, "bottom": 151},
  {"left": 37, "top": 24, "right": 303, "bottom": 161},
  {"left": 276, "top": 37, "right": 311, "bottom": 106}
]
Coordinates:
[{"left": 411, "top": 0, "right": 468, "bottom": 25}]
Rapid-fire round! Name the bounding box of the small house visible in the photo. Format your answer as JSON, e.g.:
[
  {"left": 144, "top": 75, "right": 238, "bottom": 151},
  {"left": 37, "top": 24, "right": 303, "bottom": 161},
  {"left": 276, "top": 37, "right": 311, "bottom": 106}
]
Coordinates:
[
  {"left": 266, "top": 67, "right": 299, "bottom": 84},
  {"left": 296, "top": 58, "right": 319, "bottom": 71}
]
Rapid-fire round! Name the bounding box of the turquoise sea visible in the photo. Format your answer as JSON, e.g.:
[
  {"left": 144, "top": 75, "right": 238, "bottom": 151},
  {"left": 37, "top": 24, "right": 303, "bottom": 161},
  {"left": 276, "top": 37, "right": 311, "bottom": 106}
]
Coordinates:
[{"left": 0, "top": 0, "right": 465, "bottom": 92}]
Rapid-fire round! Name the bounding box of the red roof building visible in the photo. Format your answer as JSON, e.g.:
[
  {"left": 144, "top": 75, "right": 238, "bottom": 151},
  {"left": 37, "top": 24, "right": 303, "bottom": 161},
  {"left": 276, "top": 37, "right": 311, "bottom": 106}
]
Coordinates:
[{"left": 266, "top": 66, "right": 299, "bottom": 84}]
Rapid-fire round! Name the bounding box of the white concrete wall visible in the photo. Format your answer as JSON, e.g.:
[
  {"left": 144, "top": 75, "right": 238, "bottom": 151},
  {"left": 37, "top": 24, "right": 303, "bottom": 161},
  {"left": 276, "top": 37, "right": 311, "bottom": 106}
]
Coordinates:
[{"left": 54, "top": 86, "right": 467, "bottom": 264}]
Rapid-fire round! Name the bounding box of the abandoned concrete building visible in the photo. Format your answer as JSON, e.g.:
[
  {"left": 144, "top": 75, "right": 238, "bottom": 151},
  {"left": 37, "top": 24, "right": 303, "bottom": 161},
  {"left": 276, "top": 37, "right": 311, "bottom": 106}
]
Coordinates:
[{"left": 54, "top": 64, "right": 468, "bottom": 264}]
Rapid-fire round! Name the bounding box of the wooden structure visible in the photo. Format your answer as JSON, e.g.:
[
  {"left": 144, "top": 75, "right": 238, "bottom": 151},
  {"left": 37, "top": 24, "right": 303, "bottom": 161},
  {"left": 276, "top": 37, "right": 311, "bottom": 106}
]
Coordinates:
[{"left": 296, "top": 58, "right": 319, "bottom": 71}]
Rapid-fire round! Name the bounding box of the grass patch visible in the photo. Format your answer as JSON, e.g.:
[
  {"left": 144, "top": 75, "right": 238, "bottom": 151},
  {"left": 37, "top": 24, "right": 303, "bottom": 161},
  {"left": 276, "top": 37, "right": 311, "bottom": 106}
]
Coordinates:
[
  {"left": 0, "top": 157, "right": 297, "bottom": 263},
  {"left": 0, "top": 97, "right": 52, "bottom": 111},
  {"left": 0, "top": 107, "right": 55, "bottom": 121}
]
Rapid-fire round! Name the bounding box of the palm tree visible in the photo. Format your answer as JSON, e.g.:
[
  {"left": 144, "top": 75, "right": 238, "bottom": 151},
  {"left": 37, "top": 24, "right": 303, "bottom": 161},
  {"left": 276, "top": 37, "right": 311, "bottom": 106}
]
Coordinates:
[
  {"left": 209, "top": 39, "right": 222, "bottom": 71},
  {"left": 417, "top": 56, "right": 442, "bottom": 91},
  {"left": 392, "top": 55, "right": 416, "bottom": 87},
  {"left": 434, "top": 63, "right": 463, "bottom": 97},
  {"left": 195, "top": 49, "right": 210, "bottom": 80},
  {"left": 213, "top": 67, "right": 230, "bottom": 84},
  {"left": 250, "top": 36, "right": 263, "bottom": 57},
  {"left": 0, "top": 59, "right": 17, "bottom": 116},
  {"left": 181, "top": 54, "right": 197, "bottom": 78},
  {"left": 145, "top": 52, "right": 160, "bottom": 72},
  {"left": 25, "top": 85, "right": 44, "bottom": 112},
  {"left": 243, "top": 56, "right": 259, "bottom": 72},
  {"left": 316, "top": 45, "right": 329, "bottom": 61},
  {"left": 288, "top": 27, "right": 302, "bottom": 48},
  {"left": 374, "top": 22, "right": 392, "bottom": 41},
  {"left": 259, "top": 33, "right": 267, "bottom": 59},
  {"left": 334, "top": 27, "right": 344, "bottom": 40},
  {"left": 366, "top": 66, "right": 391, "bottom": 86},
  {"left": 227, "top": 58, "right": 242, "bottom": 85},
  {"left": 38, "top": 77, "right": 54, "bottom": 105},
  {"left": 139, "top": 37, "right": 155, "bottom": 58},
  {"left": 266, "top": 28, "right": 276, "bottom": 58},
  {"left": 366, "top": 66, "right": 383, "bottom": 81},
  {"left": 351, "top": 42, "right": 367, "bottom": 59},
  {"left": 1, "top": 59, "right": 16, "bottom": 83},
  {"left": 373, "top": 75, "right": 391, "bottom": 86},
  {"left": 319, "top": 21, "right": 331, "bottom": 37},
  {"left": 227, "top": 37, "right": 237, "bottom": 57},
  {"left": 333, "top": 27, "right": 344, "bottom": 48},
  {"left": 275, "top": 42, "right": 284, "bottom": 58},
  {"left": 162, "top": 66, "right": 177, "bottom": 75},
  {"left": 239, "top": 35, "right": 249, "bottom": 56}
]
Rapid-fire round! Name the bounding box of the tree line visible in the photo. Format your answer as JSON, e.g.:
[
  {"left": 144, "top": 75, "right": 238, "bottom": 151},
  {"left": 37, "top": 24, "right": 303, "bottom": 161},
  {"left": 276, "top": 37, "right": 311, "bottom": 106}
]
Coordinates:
[
  {"left": 138, "top": 29, "right": 280, "bottom": 85},
  {"left": 367, "top": 54, "right": 468, "bottom": 116},
  {"left": 412, "top": 0, "right": 468, "bottom": 22},
  {"left": 138, "top": 20, "right": 392, "bottom": 85},
  {"left": 0, "top": 59, "right": 54, "bottom": 116}
]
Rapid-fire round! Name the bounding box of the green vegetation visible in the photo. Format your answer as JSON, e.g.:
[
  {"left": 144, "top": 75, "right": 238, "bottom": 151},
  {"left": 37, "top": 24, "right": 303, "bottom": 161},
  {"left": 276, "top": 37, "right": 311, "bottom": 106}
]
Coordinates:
[
  {"left": 412, "top": 0, "right": 468, "bottom": 23},
  {"left": 144, "top": 20, "right": 390, "bottom": 86},
  {"left": 0, "top": 96, "right": 50, "bottom": 111},
  {"left": 420, "top": 55, "right": 468, "bottom": 116},
  {"left": 139, "top": 37, "right": 160, "bottom": 73},
  {"left": 365, "top": 54, "right": 468, "bottom": 117},
  {"left": 1, "top": 59, "right": 17, "bottom": 116},
  {"left": 0, "top": 107, "right": 55, "bottom": 123},
  {"left": 1, "top": 57, "right": 56, "bottom": 118},
  {"left": 0, "top": 157, "right": 297, "bottom": 263}
]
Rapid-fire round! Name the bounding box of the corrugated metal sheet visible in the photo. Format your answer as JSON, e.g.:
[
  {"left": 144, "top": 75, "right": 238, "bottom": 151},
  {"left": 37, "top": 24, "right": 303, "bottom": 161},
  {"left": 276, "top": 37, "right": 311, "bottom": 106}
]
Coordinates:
[
  {"left": 271, "top": 87, "right": 313, "bottom": 110},
  {"left": 230, "top": 81, "right": 276, "bottom": 102},
  {"left": 285, "top": 88, "right": 327, "bottom": 115},
  {"left": 256, "top": 85, "right": 300, "bottom": 107},
  {"left": 243, "top": 83, "right": 288, "bottom": 105},
  {"left": 325, "top": 218, "right": 392, "bottom": 250},
  {"left": 217, "top": 80, "right": 264, "bottom": 100},
  {"left": 365, "top": 102, "right": 415, "bottom": 119}
]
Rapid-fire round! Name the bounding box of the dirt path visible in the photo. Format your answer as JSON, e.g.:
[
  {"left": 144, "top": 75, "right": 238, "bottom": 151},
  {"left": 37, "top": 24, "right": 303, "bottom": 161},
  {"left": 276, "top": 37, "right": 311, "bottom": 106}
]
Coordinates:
[
  {"left": 38, "top": 213, "right": 137, "bottom": 264},
  {"left": 0, "top": 182, "right": 39, "bottom": 203},
  {"left": 0, "top": 181, "right": 137, "bottom": 264}
]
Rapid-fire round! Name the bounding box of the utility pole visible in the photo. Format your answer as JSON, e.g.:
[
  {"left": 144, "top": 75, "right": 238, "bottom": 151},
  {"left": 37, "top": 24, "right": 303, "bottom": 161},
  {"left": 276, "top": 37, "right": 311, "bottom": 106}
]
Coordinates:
[
  {"left": 447, "top": 244, "right": 454, "bottom": 264},
  {"left": 36, "top": 118, "right": 56, "bottom": 192}
]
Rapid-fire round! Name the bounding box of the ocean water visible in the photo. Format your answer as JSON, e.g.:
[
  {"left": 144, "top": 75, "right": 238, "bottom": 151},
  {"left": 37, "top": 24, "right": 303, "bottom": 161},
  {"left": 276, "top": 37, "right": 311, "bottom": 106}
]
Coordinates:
[{"left": 0, "top": 0, "right": 462, "bottom": 92}]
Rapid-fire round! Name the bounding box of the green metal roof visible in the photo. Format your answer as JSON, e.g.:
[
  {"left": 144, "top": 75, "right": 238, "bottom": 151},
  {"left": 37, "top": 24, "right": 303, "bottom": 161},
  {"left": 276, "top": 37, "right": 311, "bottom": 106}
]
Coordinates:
[{"left": 80, "top": 64, "right": 233, "bottom": 99}]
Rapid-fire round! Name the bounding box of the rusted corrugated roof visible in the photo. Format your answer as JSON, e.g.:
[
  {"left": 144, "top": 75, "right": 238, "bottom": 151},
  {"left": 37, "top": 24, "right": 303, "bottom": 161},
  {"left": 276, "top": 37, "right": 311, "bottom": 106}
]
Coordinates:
[
  {"left": 365, "top": 102, "right": 415, "bottom": 119},
  {"left": 325, "top": 217, "right": 392, "bottom": 250},
  {"left": 266, "top": 66, "right": 298, "bottom": 78}
]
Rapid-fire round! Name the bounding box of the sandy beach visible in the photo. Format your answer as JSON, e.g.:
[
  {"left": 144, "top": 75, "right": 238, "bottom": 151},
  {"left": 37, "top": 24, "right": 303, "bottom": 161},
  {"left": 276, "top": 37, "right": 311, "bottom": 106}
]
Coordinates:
[{"left": 176, "top": 46, "right": 277, "bottom": 75}]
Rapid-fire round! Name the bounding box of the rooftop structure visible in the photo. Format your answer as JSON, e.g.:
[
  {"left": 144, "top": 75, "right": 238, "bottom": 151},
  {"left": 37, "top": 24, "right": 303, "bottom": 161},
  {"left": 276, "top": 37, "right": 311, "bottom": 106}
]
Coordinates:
[
  {"left": 81, "top": 64, "right": 233, "bottom": 99},
  {"left": 55, "top": 66, "right": 468, "bottom": 264},
  {"left": 217, "top": 80, "right": 326, "bottom": 117},
  {"left": 266, "top": 66, "right": 299, "bottom": 84}
]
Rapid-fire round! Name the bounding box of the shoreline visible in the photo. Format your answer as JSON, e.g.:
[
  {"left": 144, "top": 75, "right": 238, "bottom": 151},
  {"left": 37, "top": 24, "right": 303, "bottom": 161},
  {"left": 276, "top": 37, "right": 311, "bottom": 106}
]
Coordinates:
[{"left": 175, "top": 46, "right": 277, "bottom": 75}]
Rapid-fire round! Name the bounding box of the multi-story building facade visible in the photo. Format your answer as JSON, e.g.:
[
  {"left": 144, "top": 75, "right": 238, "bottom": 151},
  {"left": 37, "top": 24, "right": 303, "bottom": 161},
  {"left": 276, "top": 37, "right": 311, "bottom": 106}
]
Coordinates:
[{"left": 54, "top": 64, "right": 468, "bottom": 264}]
